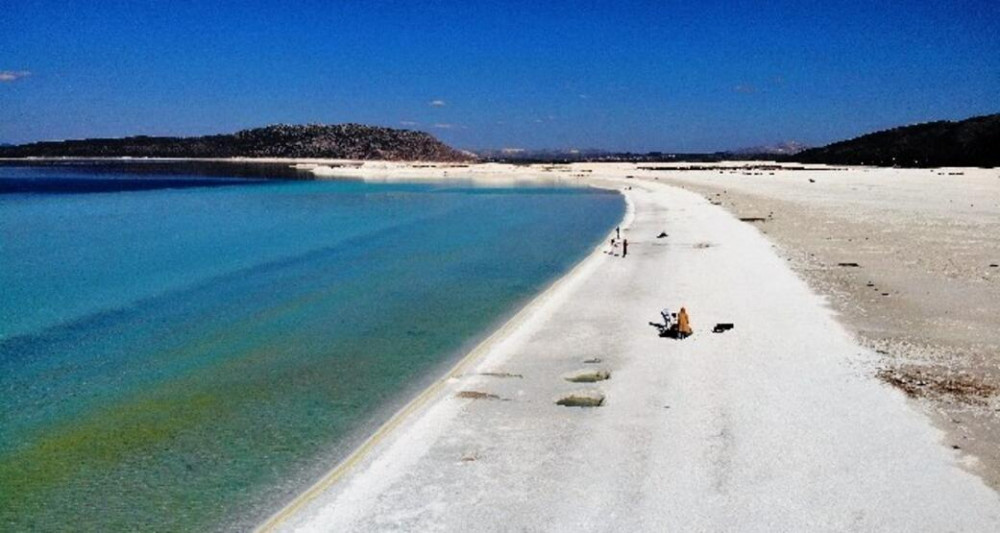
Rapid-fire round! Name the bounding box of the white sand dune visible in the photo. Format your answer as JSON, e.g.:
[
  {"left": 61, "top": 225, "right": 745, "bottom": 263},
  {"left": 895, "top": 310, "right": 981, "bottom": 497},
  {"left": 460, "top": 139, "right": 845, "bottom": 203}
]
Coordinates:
[{"left": 259, "top": 167, "right": 1000, "bottom": 532}]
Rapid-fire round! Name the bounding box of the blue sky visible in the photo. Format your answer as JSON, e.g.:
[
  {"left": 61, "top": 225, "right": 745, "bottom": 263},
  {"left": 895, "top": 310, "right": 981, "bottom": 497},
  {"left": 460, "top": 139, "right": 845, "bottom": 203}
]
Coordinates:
[{"left": 2, "top": 0, "right": 998, "bottom": 151}]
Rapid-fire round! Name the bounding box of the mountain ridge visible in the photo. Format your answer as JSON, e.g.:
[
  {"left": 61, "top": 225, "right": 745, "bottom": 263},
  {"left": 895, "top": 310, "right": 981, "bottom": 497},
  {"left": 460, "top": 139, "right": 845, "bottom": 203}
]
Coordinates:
[
  {"left": 0, "top": 124, "right": 471, "bottom": 162},
  {"left": 793, "top": 113, "right": 1000, "bottom": 167}
]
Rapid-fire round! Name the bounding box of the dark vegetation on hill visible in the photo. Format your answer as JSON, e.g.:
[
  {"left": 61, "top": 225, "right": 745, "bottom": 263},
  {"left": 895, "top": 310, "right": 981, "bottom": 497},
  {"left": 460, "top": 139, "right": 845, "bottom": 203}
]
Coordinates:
[
  {"left": 793, "top": 113, "right": 1000, "bottom": 167},
  {"left": 4, "top": 114, "right": 996, "bottom": 167},
  {"left": 0, "top": 124, "right": 471, "bottom": 162}
]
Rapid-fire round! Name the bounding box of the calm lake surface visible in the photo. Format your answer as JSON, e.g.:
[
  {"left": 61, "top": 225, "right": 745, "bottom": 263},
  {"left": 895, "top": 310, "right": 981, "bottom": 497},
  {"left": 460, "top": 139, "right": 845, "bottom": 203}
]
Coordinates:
[{"left": 0, "top": 162, "right": 623, "bottom": 530}]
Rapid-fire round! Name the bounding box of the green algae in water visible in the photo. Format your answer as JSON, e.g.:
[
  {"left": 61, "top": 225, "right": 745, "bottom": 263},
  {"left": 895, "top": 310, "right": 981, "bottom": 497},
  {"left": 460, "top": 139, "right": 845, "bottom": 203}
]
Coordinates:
[{"left": 0, "top": 165, "right": 624, "bottom": 530}]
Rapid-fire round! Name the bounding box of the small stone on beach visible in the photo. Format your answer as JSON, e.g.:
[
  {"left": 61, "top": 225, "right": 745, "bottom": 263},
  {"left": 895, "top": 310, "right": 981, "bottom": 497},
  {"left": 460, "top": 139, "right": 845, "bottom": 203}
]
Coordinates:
[
  {"left": 565, "top": 369, "right": 611, "bottom": 383},
  {"left": 457, "top": 391, "right": 500, "bottom": 400},
  {"left": 556, "top": 391, "right": 605, "bottom": 407}
]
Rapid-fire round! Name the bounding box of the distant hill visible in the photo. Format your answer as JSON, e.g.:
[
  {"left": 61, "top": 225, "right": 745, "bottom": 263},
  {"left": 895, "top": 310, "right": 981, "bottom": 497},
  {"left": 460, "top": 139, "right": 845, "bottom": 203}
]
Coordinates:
[
  {"left": 794, "top": 113, "right": 1000, "bottom": 167},
  {"left": 0, "top": 124, "right": 470, "bottom": 162},
  {"left": 730, "top": 141, "right": 809, "bottom": 157}
]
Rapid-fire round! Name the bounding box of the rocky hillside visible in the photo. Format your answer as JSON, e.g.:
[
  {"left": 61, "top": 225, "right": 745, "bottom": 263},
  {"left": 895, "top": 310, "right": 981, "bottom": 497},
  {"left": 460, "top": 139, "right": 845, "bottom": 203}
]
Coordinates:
[
  {"left": 794, "top": 113, "right": 1000, "bottom": 167},
  {"left": 0, "top": 124, "right": 471, "bottom": 161}
]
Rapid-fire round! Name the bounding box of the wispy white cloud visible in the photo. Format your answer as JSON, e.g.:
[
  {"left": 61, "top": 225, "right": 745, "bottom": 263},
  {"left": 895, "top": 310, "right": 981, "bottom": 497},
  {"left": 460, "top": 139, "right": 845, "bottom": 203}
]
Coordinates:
[
  {"left": 429, "top": 99, "right": 446, "bottom": 107},
  {"left": 0, "top": 70, "right": 31, "bottom": 82},
  {"left": 400, "top": 120, "right": 419, "bottom": 126},
  {"left": 432, "top": 123, "right": 457, "bottom": 129},
  {"left": 733, "top": 84, "right": 758, "bottom": 94}
]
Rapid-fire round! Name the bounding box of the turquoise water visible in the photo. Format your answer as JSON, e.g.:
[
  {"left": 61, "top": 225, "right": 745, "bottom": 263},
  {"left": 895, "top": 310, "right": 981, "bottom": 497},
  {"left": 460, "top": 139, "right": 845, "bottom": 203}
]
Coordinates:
[{"left": 0, "top": 163, "right": 623, "bottom": 531}]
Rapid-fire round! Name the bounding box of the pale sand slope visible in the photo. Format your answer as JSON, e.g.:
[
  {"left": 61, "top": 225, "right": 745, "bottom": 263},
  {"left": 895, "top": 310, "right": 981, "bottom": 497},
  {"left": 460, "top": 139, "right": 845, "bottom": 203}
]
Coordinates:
[
  {"left": 264, "top": 173, "right": 1000, "bottom": 532},
  {"left": 646, "top": 165, "right": 1000, "bottom": 488}
]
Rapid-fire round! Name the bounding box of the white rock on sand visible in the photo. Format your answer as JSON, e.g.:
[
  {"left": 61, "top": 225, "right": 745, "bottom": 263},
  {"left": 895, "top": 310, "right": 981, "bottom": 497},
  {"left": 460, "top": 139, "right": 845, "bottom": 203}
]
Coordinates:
[{"left": 260, "top": 166, "right": 1000, "bottom": 532}]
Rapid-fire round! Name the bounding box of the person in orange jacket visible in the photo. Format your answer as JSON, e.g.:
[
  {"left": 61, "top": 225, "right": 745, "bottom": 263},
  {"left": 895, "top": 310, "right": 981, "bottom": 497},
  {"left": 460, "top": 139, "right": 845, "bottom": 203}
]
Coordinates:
[{"left": 677, "top": 307, "right": 692, "bottom": 338}]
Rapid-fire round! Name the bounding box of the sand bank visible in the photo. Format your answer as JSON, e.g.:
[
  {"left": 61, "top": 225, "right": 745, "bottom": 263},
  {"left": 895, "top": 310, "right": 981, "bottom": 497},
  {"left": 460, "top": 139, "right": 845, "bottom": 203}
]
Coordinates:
[
  {"left": 649, "top": 164, "right": 1000, "bottom": 488},
  {"left": 259, "top": 163, "right": 1000, "bottom": 531}
]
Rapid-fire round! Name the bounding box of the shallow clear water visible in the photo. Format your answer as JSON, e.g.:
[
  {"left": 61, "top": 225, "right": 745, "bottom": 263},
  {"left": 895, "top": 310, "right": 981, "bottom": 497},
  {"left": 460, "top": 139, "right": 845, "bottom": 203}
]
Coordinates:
[{"left": 0, "top": 163, "right": 623, "bottom": 530}]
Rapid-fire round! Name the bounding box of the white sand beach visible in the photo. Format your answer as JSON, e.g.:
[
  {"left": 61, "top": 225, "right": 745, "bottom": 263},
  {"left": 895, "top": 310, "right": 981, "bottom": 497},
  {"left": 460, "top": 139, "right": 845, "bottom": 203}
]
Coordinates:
[
  {"left": 256, "top": 162, "right": 1000, "bottom": 531},
  {"left": 653, "top": 164, "right": 1000, "bottom": 490}
]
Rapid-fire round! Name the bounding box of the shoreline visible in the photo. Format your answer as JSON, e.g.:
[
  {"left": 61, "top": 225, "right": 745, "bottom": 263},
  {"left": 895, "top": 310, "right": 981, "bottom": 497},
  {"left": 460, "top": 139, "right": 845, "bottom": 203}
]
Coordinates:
[
  {"left": 0, "top": 161, "right": 624, "bottom": 531},
  {"left": 256, "top": 179, "right": 635, "bottom": 531},
  {"left": 257, "top": 163, "right": 1000, "bottom": 531},
  {"left": 5, "top": 158, "right": 997, "bottom": 528}
]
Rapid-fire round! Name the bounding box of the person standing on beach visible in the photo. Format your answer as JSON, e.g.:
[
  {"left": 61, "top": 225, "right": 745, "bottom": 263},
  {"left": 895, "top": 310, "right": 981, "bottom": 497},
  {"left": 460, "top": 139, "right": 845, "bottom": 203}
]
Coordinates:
[
  {"left": 616, "top": 226, "right": 620, "bottom": 240},
  {"left": 677, "top": 307, "right": 692, "bottom": 338},
  {"left": 622, "top": 239, "right": 628, "bottom": 258}
]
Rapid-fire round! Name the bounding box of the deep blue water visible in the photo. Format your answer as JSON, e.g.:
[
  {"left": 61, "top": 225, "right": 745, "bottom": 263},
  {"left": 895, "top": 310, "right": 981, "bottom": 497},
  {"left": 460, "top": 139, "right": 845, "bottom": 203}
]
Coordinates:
[{"left": 0, "top": 163, "right": 623, "bottom": 530}]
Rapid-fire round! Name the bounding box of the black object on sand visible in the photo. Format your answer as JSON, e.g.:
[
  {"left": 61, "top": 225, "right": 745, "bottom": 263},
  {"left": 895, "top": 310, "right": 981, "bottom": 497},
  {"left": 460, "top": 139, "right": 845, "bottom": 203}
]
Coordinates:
[
  {"left": 712, "top": 323, "right": 734, "bottom": 333},
  {"left": 657, "top": 232, "right": 668, "bottom": 238}
]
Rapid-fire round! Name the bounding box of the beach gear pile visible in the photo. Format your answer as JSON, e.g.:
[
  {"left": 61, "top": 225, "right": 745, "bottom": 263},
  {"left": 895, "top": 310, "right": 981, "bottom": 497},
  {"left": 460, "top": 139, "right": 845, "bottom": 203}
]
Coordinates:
[{"left": 651, "top": 307, "right": 693, "bottom": 339}]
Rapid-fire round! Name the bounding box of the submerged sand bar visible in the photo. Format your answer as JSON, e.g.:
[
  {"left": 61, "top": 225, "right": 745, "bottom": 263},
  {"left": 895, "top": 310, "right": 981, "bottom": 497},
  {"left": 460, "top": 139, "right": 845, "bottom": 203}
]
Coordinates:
[{"left": 259, "top": 164, "right": 1000, "bottom": 531}]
